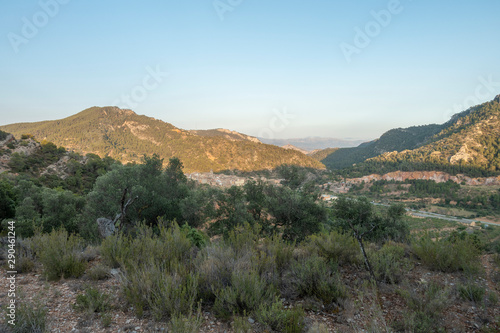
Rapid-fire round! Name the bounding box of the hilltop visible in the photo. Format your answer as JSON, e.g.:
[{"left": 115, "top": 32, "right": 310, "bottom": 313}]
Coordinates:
[{"left": 0, "top": 107, "right": 324, "bottom": 173}]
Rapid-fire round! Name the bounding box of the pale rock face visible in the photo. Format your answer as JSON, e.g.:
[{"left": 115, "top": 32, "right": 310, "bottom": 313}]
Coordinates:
[{"left": 97, "top": 218, "right": 116, "bottom": 238}]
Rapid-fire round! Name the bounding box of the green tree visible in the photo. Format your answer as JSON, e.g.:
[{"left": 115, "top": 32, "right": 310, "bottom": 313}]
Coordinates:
[
  {"left": 0, "top": 179, "right": 16, "bottom": 222},
  {"left": 265, "top": 185, "right": 327, "bottom": 241}
]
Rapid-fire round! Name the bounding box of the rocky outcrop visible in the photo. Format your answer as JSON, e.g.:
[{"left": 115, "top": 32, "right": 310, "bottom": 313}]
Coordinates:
[
  {"left": 348, "top": 171, "right": 500, "bottom": 186},
  {"left": 97, "top": 218, "right": 116, "bottom": 238}
]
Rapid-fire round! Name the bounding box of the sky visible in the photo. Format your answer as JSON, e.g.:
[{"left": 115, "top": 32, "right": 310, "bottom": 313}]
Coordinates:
[{"left": 1, "top": 0, "right": 499, "bottom": 140}]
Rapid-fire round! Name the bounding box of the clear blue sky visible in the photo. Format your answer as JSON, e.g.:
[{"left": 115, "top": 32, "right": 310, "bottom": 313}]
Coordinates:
[{"left": 1, "top": 0, "right": 499, "bottom": 140}]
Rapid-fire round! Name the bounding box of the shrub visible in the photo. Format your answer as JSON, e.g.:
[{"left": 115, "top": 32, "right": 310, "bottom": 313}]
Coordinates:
[
  {"left": 31, "top": 229, "right": 87, "bottom": 281},
  {"left": 121, "top": 261, "right": 198, "bottom": 320},
  {"left": 181, "top": 223, "right": 209, "bottom": 248},
  {"left": 306, "top": 230, "right": 361, "bottom": 266},
  {"left": 100, "top": 232, "right": 130, "bottom": 268},
  {"left": 255, "top": 235, "right": 295, "bottom": 289},
  {"left": 195, "top": 244, "right": 238, "bottom": 302},
  {"left": 412, "top": 233, "right": 481, "bottom": 273},
  {"left": 287, "top": 254, "right": 347, "bottom": 306},
  {"left": 168, "top": 304, "right": 203, "bottom": 333},
  {"left": 225, "top": 222, "right": 260, "bottom": 255},
  {"left": 213, "top": 269, "right": 276, "bottom": 320},
  {"left": 396, "top": 282, "right": 450, "bottom": 333},
  {"left": 8, "top": 299, "right": 47, "bottom": 333},
  {"left": 101, "top": 221, "right": 193, "bottom": 271},
  {"left": 195, "top": 236, "right": 258, "bottom": 303},
  {"left": 255, "top": 298, "right": 305, "bottom": 333},
  {"left": 369, "top": 242, "right": 412, "bottom": 284},
  {"left": 86, "top": 263, "right": 110, "bottom": 281},
  {"left": 148, "top": 269, "right": 199, "bottom": 321},
  {"left": 232, "top": 315, "right": 252, "bottom": 333},
  {"left": 74, "top": 287, "right": 111, "bottom": 315},
  {"left": 458, "top": 282, "right": 486, "bottom": 303}
]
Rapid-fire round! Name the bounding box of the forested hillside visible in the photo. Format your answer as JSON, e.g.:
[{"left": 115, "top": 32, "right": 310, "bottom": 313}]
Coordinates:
[
  {"left": 318, "top": 95, "right": 500, "bottom": 177},
  {"left": 0, "top": 107, "right": 324, "bottom": 173}
]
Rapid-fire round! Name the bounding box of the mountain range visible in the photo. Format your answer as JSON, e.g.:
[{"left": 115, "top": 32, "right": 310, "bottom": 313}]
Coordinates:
[
  {"left": 1, "top": 95, "right": 499, "bottom": 177},
  {"left": 0, "top": 107, "right": 324, "bottom": 173},
  {"left": 258, "top": 137, "right": 366, "bottom": 151}
]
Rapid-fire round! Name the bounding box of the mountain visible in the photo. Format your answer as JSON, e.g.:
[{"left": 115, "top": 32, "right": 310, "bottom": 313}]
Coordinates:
[
  {"left": 309, "top": 148, "right": 339, "bottom": 161},
  {"left": 319, "top": 124, "right": 443, "bottom": 169},
  {"left": 0, "top": 107, "right": 324, "bottom": 173},
  {"left": 368, "top": 95, "right": 500, "bottom": 172},
  {"left": 189, "top": 128, "right": 261, "bottom": 143},
  {"left": 319, "top": 95, "right": 500, "bottom": 176},
  {"left": 281, "top": 144, "right": 309, "bottom": 155},
  {"left": 258, "top": 137, "right": 366, "bottom": 151}
]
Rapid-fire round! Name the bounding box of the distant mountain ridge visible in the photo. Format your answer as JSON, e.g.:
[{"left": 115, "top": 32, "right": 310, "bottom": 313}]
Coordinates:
[
  {"left": 259, "top": 137, "right": 366, "bottom": 151},
  {"left": 0, "top": 107, "right": 324, "bottom": 173},
  {"left": 316, "top": 95, "right": 500, "bottom": 176}
]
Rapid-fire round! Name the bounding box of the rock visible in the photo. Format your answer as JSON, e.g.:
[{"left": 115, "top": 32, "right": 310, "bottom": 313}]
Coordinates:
[{"left": 97, "top": 217, "right": 116, "bottom": 238}]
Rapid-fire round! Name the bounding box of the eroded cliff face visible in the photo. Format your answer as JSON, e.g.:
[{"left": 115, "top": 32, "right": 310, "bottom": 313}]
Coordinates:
[{"left": 348, "top": 170, "right": 500, "bottom": 186}]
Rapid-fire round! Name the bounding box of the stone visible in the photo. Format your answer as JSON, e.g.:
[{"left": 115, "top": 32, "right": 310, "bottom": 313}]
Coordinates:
[{"left": 97, "top": 217, "right": 116, "bottom": 238}]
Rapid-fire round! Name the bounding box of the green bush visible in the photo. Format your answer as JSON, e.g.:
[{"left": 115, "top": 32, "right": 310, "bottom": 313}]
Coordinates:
[
  {"left": 213, "top": 269, "right": 276, "bottom": 320},
  {"left": 306, "top": 230, "right": 361, "bottom": 266},
  {"left": 396, "top": 282, "right": 450, "bottom": 333},
  {"left": 181, "top": 223, "right": 209, "bottom": 248},
  {"left": 100, "top": 232, "right": 130, "bottom": 268},
  {"left": 122, "top": 261, "right": 198, "bottom": 320},
  {"left": 101, "top": 221, "right": 193, "bottom": 271},
  {"left": 168, "top": 304, "right": 203, "bottom": 333},
  {"left": 195, "top": 244, "right": 239, "bottom": 302},
  {"left": 195, "top": 231, "right": 259, "bottom": 303},
  {"left": 232, "top": 315, "right": 252, "bottom": 333},
  {"left": 31, "top": 229, "right": 87, "bottom": 281},
  {"left": 288, "top": 254, "right": 347, "bottom": 306},
  {"left": 369, "top": 242, "right": 412, "bottom": 284},
  {"left": 148, "top": 269, "right": 199, "bottom": 321},
  {"left": 74, "top": 287, "right": 111, "bottom": 314},
  {"left": 8, "top": 299, "right": 47, "bottom": 333},
  {"left": 86, "top": 263, "right": 110, "bottom": 281},
  {"left": 255, "top": 298, "right": 305, "bottom": 333},
  {"left": 458, "top": 282, "right": 486, "bottom": 303},
  {"left": 412, "top": 233, "right": 481, "bottom": 273}
]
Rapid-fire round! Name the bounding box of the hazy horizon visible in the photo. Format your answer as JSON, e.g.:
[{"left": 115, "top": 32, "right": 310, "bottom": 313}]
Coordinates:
[{"left": 1, "top": 1, "right": 499, "bottom": 140}]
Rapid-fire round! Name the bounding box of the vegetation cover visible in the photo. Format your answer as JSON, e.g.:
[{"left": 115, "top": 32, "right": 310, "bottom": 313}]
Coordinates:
[
  {"left": 316, "top": 96, "right": 500, "bottom": 178},
  {"left": 0, "top": 107, "right": 324, "bottom": 173}
]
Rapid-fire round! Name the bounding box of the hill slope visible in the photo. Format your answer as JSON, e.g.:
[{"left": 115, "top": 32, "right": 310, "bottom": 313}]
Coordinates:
[
  {"left": 319, "top": 95, "right": 500, "bottom": 176},
  {"left": 0, "top": 107, "right": 324, "bottom": 173},
  {"left": 320, "top": 124, "right": 443, "bottom": 169},
  {"left": 368, "top": 95, "right": 500, "bottom": 173}
]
